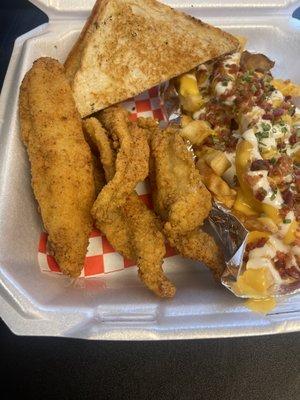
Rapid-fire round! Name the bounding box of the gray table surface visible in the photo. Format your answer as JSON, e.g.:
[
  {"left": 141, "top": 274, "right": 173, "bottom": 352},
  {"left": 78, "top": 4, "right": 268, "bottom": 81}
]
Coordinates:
[{"left": 1, "top": 1, "right": 300, "bottom": 399}]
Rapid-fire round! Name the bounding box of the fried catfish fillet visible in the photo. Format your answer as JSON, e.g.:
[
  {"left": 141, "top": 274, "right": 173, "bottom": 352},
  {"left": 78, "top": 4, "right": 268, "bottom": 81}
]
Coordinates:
[
  {"left": 85, "top": 116, "right": 175, "bottom": 297},
  {"left": 91, "top": 106, "right": 149, "bottom": 222},
  {"left": 150, "top": 127, "right": 212, "bottom": 239},
  {"left": 19, "top": 57, "right": 95, "bottom": 277},
  {"left": 149, "top": 126, "right": 225, "bottom": 277},
  {"left": 170, "top": 230, "right": 225, "bottom": 279}
]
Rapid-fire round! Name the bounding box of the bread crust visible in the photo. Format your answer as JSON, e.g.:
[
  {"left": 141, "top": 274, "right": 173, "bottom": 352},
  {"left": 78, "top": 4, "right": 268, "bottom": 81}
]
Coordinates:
[{"left": 64, "top": 0, "right": 105, "bottom": 81}]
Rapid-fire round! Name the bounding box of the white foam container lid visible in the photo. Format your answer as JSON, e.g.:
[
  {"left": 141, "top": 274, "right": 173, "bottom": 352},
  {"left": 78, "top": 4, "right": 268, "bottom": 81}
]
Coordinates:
[{"left": 0, "top": 0, "right": 300, "bottom": 340}]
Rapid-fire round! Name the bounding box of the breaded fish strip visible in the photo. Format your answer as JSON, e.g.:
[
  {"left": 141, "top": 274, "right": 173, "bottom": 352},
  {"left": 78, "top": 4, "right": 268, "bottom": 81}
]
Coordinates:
[
  {"left": 91, "top": 106, "right": 149, "bottom": 223},
  {"left": 19, "top": 57, "right": 95, "bottom": 277},
  {"left": 122, "top": 194, "right": 176, "bottom": 298},
  {"left": 150, "top": 127, "right": 212, "bottom": 240},
  {"left": 84, "top": 118, "right": 134, "bottom": 258},
  {"left": 85, "top": 117, "right": 175, "bottom": 297},
  {"left": 170, "top": 230, "right": 225, "bottom": 279},
  {"left": 149, "top": 127, "right": 225, "bottom": 277}
]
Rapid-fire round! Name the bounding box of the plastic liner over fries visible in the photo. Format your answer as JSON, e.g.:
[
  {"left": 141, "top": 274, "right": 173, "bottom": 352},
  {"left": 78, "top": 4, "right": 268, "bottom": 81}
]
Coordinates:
[{"left": 160, "top": 57, "right": 300, "bottom": 300}]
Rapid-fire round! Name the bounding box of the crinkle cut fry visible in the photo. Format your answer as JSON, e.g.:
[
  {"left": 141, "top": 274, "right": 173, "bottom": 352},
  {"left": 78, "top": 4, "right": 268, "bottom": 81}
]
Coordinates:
[
  {"left": 85, "top": 116, "right": 175, "bottom": 297},
  {"left": 19, "top": 57, "right": 95, "bottom": 277}
]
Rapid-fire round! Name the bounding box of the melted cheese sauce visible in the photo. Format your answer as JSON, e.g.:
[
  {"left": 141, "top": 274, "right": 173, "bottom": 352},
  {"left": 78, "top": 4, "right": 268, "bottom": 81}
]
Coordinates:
[
  {"left": 245, "top": 297, "right": 277, "bottom": 313},
  {"left": 237, "top": 88, "right": 299, "bottom": 295},
  {"left": 246, "top": 238, "right": 284, "bottom": 284}
]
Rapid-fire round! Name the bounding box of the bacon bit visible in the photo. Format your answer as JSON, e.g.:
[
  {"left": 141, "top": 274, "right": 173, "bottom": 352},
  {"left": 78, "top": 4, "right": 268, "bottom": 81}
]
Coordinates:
[
  {"left": 273, "top": 108, "right": 285, "bottom": 118},
  {"left": 275, "top": 251, "right": 300, "bottom": 279},
  {"left": 279, "top": 206, "right": 291, "bottom": 219},
  {"left": 289, "top": 133, "right": 297, "bottom": 145},
  {"left": 246, "top": 237, "right": 268, "bottom": 253},
  {"left": 271, "top": 156, "right": 293, "bottom": 177},
  {"left": 285, "top": 95, "right": 292, "bottom": 101},
  {"left": 219, "top": 91, "right": 235, "bottom": 102},
  {"left": 233, "top": 71, "right": 273, "bottom": 114},
  {"left": 243, "top": 237, "right": 268, "bottom": 263},
  {"left": 262, "top": 113, "right": 273, "bottom": 121},
  {"left": 277, "top": 141, "right": 286, "bottom": 151},
  {"left": 225, "top": 135, "right": 238, "bottom": 151},
  {"left": 281, "top": 102, "right": 290, "bottom": 110},
  {"left": 286, "top": 267, "right": 300, "bottom": 279},
  {"left": 227, "top": 64, "right": 239, "bottom": 74},
  {"left": 274, "top": 251, "right": 287, "bottom": 270},
  {"left": 204, "top": 101, "right": 232, "bottom": 128},
  {"left": 255, "top": 187, "right": 268, "bottom": 201},
  {"left": 295, "top": 203, "right": 300, "bottom": 221},
  {"left": 250, "top": 159, "right": 270, "bottom": 171},
  {"left": 230, "top": 119, "right": 239, "bottom": 130},
  {"left": 281, "top": 189, "right": 294, "bottom": 209},
  {"left": 295, "top": 237, "right": 300, "bottom": 248},
  {"left": 245, "top": 173, "right": 261, "bottom": 187},
  {"left": 295, "top": 169, "right": 300, "bottom": 187}
]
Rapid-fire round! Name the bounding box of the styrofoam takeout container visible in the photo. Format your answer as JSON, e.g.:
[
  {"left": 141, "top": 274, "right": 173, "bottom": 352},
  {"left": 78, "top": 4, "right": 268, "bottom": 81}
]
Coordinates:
[{"left": 0, "top": 0, "right": 300, "bottom": 340}]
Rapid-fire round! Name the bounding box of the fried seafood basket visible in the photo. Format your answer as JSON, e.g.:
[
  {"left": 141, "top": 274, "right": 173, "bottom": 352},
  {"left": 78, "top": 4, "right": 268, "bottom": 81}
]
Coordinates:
[{"left": 0, "top": 0, "right": 300, "bottom": 339}]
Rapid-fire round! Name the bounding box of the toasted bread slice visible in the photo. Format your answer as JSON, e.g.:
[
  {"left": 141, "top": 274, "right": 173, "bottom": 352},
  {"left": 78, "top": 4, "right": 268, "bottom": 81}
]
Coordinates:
[{"left": 65, "top": 0, "right": 239, "bottom": 117}]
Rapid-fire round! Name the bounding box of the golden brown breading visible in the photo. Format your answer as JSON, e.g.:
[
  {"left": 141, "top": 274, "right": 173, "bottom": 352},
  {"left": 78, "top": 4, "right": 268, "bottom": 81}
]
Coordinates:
[
  {"left": 19, "top": 73, "right": 31, "bottom": 145},
  {"left": 91, "top": 106, "right": 149, "bottom": 223},
  {"left": 19, "top": 57, "right": 95, "bottom": 277},
  {"left": 123, "top": 194, "right": 176, "bottom": 298},
  {"left": 150, "top": 127, "right": 212, "bottom": 240},
  {"left": 85, "top": 116, "right": 175, "bottom": 297},
  {"left": 149, "top": 126, "right": 225, "bottom": 277},
  {"left": 170, "top": 230, "right": 225, "bottom": 279},
  {"left": 84, "top": 117, "right": 116, "bottom": 181},
  {"left": 84, "top": 117, "right": 134, "bottom": 259},
  {"left": 92, "top": 154, "right": 106, "bottom": 195}
]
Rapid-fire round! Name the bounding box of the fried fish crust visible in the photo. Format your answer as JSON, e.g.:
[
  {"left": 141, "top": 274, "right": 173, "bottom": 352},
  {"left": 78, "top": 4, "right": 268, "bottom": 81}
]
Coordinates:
[
  {"left": 19, "top": 57, "right": 95, "bottom": 277},
  {"left": 85, "top": 115, "right": 175, "bottom": 297}
]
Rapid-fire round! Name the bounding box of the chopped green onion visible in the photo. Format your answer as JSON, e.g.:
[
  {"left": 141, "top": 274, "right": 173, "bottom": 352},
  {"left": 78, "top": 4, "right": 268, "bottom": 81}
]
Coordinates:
[
  {"left": 256, "top": 130, "right": 269, "bottom": 140},
  {"left": 261, "top": 122, "right": 271, "bottom": 131},
  {"left": 258, "top": 141, "right": 267, "bottom": 147},
  {"left": 242, "top": 72, "right": 253, "bottom": 83},
  {"left": 270, "top": 157, "right": 277, "bottom": 165},
  {"left": 283, "top": 219, "right": 292, "bottom": 224},
  {"left": 270, "top": 188, "right": 277, "bottom": 201},
  {"left": 279, "top": 148, "right": 287, "bottom": 154}
]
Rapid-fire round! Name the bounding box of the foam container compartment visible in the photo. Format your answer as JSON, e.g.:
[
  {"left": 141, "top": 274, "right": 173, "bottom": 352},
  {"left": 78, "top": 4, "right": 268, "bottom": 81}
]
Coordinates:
[{"left": 0, "top": 0, "right": 300, "bottom": 339}]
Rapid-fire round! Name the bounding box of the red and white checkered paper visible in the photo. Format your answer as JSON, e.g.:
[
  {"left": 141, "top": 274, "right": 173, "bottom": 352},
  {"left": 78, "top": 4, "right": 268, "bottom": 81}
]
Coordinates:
[{"left": 38, "top": 86, "right": 177, "bottom": 277}]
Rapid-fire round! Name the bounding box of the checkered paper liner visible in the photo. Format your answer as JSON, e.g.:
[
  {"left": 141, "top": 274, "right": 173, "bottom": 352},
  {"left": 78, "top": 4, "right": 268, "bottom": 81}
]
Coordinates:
[{"left": 38, "top": 86, "right": 177, "bottom": 277}]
